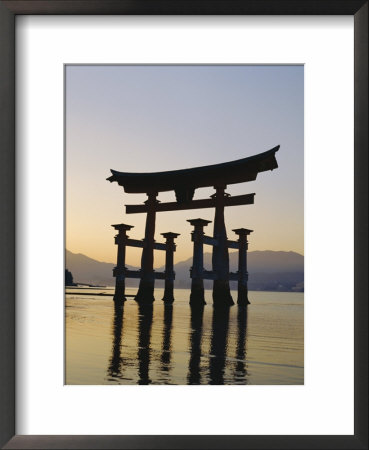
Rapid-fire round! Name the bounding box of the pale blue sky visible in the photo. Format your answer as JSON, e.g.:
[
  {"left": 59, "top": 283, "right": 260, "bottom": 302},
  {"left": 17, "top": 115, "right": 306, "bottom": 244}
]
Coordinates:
[{"left": 66, "top": 65, "right": 304, "bottom": 265}]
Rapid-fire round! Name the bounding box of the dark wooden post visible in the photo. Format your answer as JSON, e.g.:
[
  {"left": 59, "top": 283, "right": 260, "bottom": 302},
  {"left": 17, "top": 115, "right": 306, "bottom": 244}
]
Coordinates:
[
  {"left": 136, "top": 191, "right": 159, "bottom": 303},
  {"left": 187, "top": 218, "right": 211, "bottom": 306},
  {"left": 112, "top": 223, "right": 134, "bottom": 302},
  {"left": 212, "top": 185, "right": 234, "bottom": 307},
  {"left": 233, "top": 228, "right": 253, "bottom": 305},
  {"left": 161, "top": 232, "right": 180, "bottom": 303}
]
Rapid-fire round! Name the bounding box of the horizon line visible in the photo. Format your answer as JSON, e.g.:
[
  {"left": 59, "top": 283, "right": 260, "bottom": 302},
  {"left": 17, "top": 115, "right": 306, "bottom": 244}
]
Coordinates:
[{"left": 66, "top": 248, "right": 305, "bottom": 266}]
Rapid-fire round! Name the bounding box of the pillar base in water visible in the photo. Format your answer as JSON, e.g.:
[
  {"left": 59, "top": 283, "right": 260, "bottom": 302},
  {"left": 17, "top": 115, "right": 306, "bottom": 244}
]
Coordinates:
[
  {"left": 237, "top": 287, "right": 250, "bottom": 306},
  {"left": 190, "top": 286, "right": 206, "bottom": 307},
  {"left": 113, "top": 285, "right": 126, "bottom": 303},
  {"left": 135, "top": 281, "right": 155, "bottom": 304},
  {"left": 162, "top": 288, "right": 175, "bottom": 304},
  {"left": 213, "top": 280, "right": 234, "bottom": 307}
]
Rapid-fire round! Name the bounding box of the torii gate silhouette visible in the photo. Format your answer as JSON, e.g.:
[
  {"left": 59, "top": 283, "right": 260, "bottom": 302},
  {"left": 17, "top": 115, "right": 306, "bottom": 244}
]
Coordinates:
[{"left": 108, "top": 145, "right": 279, "bottom": 307}]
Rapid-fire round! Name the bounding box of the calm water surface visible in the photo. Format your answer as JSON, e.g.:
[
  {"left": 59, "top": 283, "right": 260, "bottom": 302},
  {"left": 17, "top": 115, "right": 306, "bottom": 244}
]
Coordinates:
[{"left": 66, "top": 288, "right": 303, "bottom": 385}]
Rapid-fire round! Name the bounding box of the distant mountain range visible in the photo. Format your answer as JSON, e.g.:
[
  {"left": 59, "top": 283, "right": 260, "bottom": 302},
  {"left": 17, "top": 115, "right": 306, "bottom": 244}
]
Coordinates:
[{"left": 66, "top": 249, "right": 304, "bottom": 292}]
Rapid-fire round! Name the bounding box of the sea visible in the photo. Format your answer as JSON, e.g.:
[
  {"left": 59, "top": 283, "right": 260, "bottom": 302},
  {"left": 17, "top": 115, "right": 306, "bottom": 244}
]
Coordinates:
[{"left": 65, "top": 288, "right": 303, "bottom": 385}]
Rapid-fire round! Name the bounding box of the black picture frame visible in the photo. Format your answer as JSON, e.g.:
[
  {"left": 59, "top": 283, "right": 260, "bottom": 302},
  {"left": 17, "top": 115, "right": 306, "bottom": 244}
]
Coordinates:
[{"left": 0, "top": 1, "right": 367, "bottom": 449}]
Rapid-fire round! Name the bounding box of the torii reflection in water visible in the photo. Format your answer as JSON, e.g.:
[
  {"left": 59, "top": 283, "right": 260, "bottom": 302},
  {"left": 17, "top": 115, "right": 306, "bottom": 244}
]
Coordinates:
[
  {"left": 209, "top": 305, "right": 231, "bottom": 385},
  {"left": 187, "top": 305, "right": 205, "bottom": 385},
  {"left": 108, "top": 301, "right": 174, "bottom": 385},
  {"left": 235, "top": 306, "right": 249, "bottom": 383},
  {"left": 107, "top": 302, "right": 125, "bottom": 382},
  {"left": 187, "top": 304, "right": 249, "bottom": 385},
  {"left": 137, "top": 303, "right": 154, "bottom": 385},
  {"left": 108, "top": 302, "right": 249, "bottom": 385},
  {"left": 160, "top": 304, "right": 174, "bottom": 381},
  {"left": 136, "top": 302, "right": 176, "bottom": 385}
]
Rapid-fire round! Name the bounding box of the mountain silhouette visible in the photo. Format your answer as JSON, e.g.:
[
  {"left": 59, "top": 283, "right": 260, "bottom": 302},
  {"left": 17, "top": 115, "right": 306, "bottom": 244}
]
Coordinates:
[{"left": 66, "top": 249, "right": 303, "bottom": 292}]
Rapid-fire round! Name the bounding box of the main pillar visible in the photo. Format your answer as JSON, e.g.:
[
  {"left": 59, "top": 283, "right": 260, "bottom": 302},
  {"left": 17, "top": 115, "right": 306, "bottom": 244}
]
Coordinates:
[
  {"left": 212, "top": 185, "right": 234, "bottom": 307},
  {"left": 233, "top": 228, "right": 253, "bottom": 306},
  {"left": 161, "top": 232, "right": 180, "bottom": 303},
  {"left": 136, "top": 191, "right": 159, "bottom": 303},
  {"left": 188, "top": 219, "right": 211, "bottom": 307},
  {"left": 112, "top": 223, "right": 134, "bottom": 302}
]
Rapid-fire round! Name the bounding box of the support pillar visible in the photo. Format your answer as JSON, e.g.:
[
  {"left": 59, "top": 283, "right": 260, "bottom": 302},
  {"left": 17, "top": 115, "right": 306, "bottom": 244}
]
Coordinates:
[
  {"left": 187, "top": 218, "right": 211, "bottom": 306},
  {"left": 112, "top": 223, "right": 134, "bottom": 302},
  {"left": 233, "top": 228, "right": 253, "bottom": 306},
  {"left": 136, "top": 191, "right": 159, "bottom": 303},
  {"left": 212, "top": 185, "right": 234, "bottom": 307},
  {"left": 161, "top": 232, "right": 180, "bottom": 303}
]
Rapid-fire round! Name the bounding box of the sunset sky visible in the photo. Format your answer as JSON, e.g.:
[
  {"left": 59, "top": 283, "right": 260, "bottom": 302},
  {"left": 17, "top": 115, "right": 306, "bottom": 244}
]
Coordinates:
[{"left": 66, "top": 65, "right": 303, "bottom": 267}]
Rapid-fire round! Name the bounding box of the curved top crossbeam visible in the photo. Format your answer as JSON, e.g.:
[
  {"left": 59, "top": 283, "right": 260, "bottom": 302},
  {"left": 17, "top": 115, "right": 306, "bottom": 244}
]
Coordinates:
[{"left": 107, "top": 145, "right": 279, "bottom": 202}]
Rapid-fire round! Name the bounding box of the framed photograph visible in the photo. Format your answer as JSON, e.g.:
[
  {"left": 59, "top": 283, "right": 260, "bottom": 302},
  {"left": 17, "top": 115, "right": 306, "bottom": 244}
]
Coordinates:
[{"left": 0, "top": 1, "right": 367, "bottom": 449}]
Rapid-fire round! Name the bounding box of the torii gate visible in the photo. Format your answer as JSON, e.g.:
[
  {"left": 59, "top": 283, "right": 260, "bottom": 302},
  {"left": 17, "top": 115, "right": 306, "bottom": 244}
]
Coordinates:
[{"left": 108, "top": 145, "right": 279, "bottom": 306}]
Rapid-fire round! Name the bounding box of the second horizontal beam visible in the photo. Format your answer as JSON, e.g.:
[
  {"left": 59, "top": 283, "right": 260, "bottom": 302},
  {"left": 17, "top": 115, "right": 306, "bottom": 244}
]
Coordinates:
[{"left": 126, "top": 193, "right": 255, "bottom": 214}]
